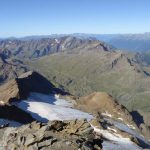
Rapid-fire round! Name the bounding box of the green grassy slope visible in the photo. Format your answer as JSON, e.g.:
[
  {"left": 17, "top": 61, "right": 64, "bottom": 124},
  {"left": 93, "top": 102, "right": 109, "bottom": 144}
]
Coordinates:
[{"left": 28, "top": 49, "right": 150, "bottom": 115}]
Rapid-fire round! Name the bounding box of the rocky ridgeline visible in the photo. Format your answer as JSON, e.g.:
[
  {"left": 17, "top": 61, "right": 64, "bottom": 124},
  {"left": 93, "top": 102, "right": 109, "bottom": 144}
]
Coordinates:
[
  {"left": 0, "top": 36, "right": 113, "bottom": 60},
  {"left": 0, "top": 56, "right": 28, "bottom": 84},
  {"left": 1, "top": 120, "right": 102, "bottom": 150},
  {"left": 0, "top": 71, "right": 68, "bottom": 105},
  {"left": 0, "top": 71, "right": 69, "bottom": 124}
]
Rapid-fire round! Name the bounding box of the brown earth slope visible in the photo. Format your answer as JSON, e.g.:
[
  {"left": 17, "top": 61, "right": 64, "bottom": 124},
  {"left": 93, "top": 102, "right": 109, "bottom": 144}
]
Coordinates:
[{"left": 77, "top": 92, "right": 134, "bottom": 124}]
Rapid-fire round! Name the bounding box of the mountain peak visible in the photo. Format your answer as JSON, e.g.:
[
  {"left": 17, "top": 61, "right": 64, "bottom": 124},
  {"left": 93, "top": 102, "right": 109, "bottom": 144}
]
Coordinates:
[{"left": 0, "top": 71, "right": 63, "bottom": 105}]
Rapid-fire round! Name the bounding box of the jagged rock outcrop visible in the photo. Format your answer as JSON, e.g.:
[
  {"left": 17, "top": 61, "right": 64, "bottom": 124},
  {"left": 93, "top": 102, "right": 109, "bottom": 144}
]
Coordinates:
[
  {"left": 139, "top": 124, "right": 150, "bottom": 139},
  {"left": 0, "top": 71, "right": 71, "bottom": 124},
  {"left": 0, "top": 71, "right": 68, "bottom": 105},
  {"left": 1, "top": 120, "right": 103, "bottom": 150}
]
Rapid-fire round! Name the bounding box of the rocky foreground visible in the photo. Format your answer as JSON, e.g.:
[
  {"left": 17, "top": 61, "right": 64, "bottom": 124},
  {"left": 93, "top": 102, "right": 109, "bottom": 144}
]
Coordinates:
[
  {"left": 0, "top": 71, "right": 149, "bottom": 150},
  {"left": 0, "top": 120, "right": 102, "bottom": 150}
]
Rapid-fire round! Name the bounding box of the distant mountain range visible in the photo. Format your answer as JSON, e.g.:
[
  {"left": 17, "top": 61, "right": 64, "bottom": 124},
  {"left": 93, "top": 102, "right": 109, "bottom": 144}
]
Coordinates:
[
  {"left": 0, "top": 36, "right": 114, "bottom": 59},
  {"left": 2, "top": 33, "right": 150, "bottom": 52},
  {"left": 73, "top": 33, "right": 150, "bottom": 52}
]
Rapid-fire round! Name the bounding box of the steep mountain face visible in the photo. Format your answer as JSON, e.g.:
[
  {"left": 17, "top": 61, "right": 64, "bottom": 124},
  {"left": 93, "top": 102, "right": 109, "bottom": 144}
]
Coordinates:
[{"left": 0, "top": 71, "right": 69, "bottom": 105}]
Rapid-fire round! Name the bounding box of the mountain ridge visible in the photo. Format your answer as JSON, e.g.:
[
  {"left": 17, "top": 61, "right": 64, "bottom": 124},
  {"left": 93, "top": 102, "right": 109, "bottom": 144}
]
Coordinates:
[
  {"left": 0, "top": 36, "right": 114, "bottom": 60},
  {"left": 2, "top": 33, "right": 150, "bottom": 52}
]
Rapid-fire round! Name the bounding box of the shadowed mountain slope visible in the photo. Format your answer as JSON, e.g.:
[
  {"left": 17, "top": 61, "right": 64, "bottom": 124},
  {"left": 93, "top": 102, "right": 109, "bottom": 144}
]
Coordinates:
[{"left": 0, "top": 71, "right": 69, "bottom": 105}]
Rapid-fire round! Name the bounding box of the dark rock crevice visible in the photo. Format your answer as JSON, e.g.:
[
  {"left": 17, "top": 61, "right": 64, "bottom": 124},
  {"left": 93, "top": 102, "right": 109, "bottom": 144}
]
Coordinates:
[{"left": 0, "top": 104, "right": 35, "bottom": 124}]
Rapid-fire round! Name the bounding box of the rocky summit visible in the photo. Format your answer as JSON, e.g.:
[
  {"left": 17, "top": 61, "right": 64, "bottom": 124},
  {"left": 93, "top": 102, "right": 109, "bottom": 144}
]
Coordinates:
[{"left": 0, "top": 71, "right": 67, "bottom": 105}]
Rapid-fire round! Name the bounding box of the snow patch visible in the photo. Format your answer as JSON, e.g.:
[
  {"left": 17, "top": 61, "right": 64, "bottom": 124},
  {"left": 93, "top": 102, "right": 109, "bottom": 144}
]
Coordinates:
[
  {"left": 118, "top": 117, "right": 123, "bottom": 121},
  {"left": 102, "top": 141, "right": 142, "bottom": 150},
  {"left": 104, "top": 118, "right": 150, "bottom": 147},
  {"left": 55, "top": 39, "right": 59, "bottom": 44},
  {"left": 102, "top": 112, "right": 113, "bottom": 118},
  {"left": 91, "top": 125, "right": 142, "bottom": 150},
  {"left": 127, "top": 124, "right": 136, "bottom": 129},
  {"left": 107, "top": 127, "right": 117, "bottom": 133},
  {"left": 14, "top": 93, "right": 93, "bottom": 122},
  {"left": 55, "top": 94, "right": 59, "bottom": 99}
]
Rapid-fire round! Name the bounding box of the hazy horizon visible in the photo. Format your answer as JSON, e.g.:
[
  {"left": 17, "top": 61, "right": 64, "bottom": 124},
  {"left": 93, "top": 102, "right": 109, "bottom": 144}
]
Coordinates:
[
  {"left": 0, "top": 0, "right": 150, "bottom": 37},
  {"left": 1, "top": 32, "right": 150, "bottom": 39}
]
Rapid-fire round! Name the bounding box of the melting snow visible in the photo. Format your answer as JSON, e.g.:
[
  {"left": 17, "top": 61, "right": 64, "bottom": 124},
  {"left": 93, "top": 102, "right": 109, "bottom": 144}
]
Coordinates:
[
  {"left": 14, "top": 93, "right": 93, "bottom": 122},
  {"left": 127, "top": 124, "right": 136, "bottom": 129},
  {"left": 102, "top": 141, "right": 142, "bottom": 150},
  {"left": 104, "top": 118, "right": 150, "bottom": 148},
  {"left": 91, "top": 125, "right": 142, "bottom": 150},
  {"left": 101, "top": 112, "right": 113, "bottom": 117},
  {"left": 55, "top": 39, "right": 59, "bottom": 44},
  {"left": 107, "top": 127, "right": 117, "bottom": 133},
  {"left": 118, "top": 117, "right": 123, "bottom": 121}
]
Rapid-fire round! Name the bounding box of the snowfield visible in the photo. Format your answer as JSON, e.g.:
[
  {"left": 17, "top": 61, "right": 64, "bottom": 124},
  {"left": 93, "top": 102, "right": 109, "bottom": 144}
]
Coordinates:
[
  {"left": 104, "top": 118, "right": 150, "bottom": 146},
  {"left": 14, "top": 92, "right": 93, "bottom": 122}
]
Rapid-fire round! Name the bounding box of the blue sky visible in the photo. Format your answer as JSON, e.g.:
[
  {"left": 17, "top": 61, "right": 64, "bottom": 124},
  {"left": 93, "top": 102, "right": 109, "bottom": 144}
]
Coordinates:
[{"left": 0, "top": 0, "right": 150, "bottom": 37}]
